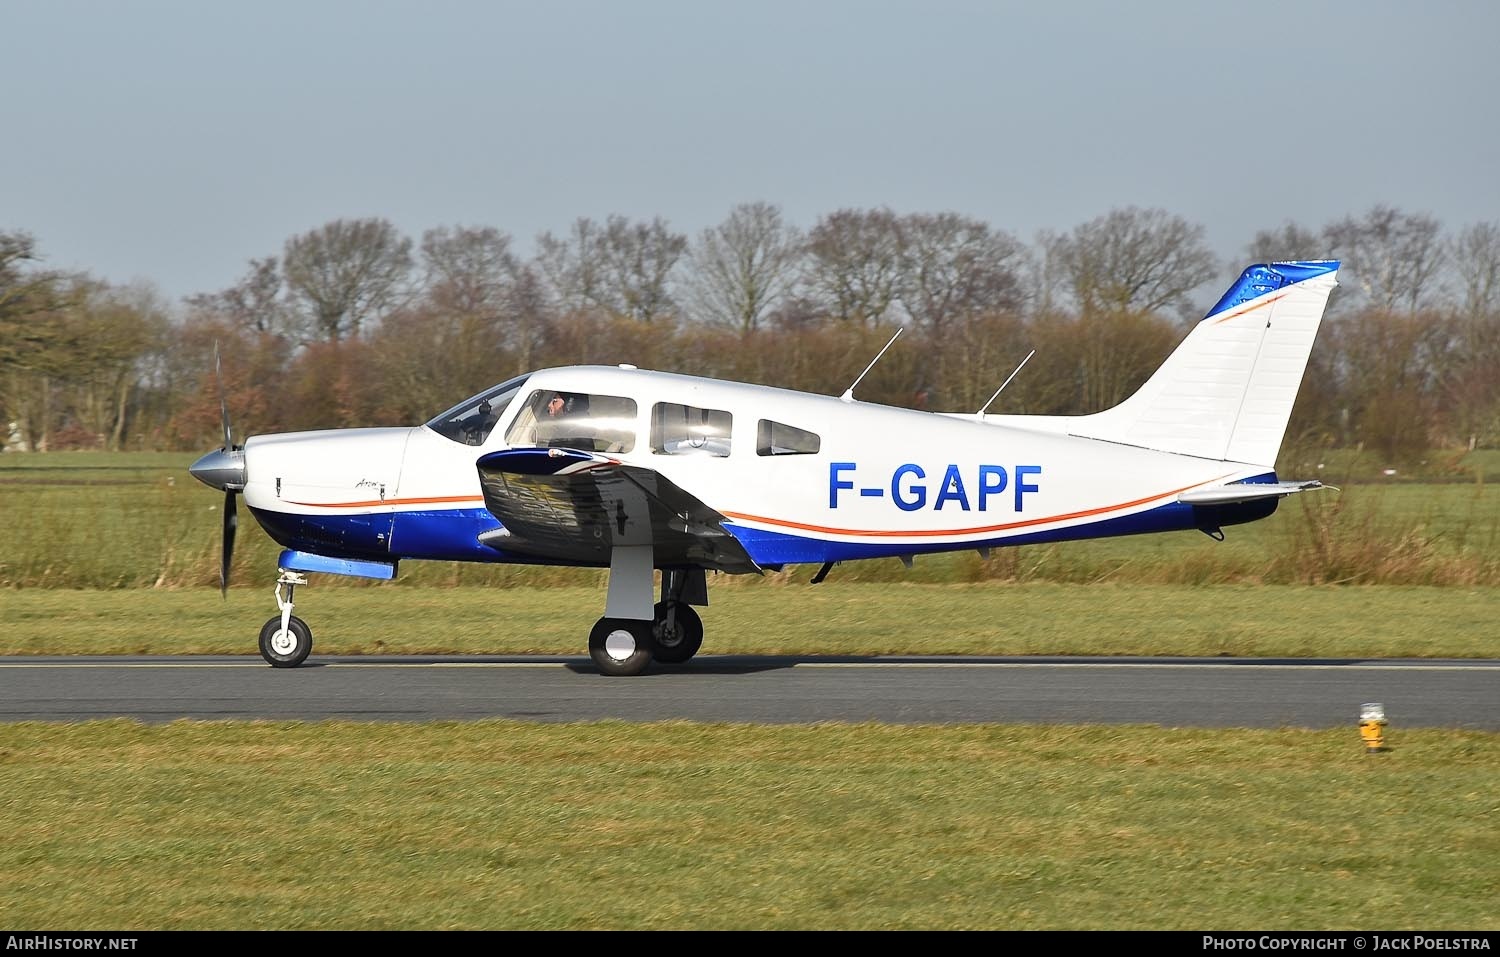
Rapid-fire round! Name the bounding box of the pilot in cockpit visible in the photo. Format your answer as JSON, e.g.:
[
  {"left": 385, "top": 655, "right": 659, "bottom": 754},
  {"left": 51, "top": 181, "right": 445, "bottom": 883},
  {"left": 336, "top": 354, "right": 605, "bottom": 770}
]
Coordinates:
[{"left": 539, "top": 391, "right": 592, "bottom": 448}]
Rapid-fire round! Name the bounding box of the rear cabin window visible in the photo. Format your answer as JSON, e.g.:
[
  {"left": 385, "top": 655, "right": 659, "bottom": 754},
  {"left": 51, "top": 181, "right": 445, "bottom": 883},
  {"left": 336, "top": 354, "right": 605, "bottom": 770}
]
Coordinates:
[
  {"left": 651, "top": 403, "right": 732, "bottom": 457},
  {"left": 756, "top": 419, "right": 820, "bottom": 456},
  {"left": 505, "top": 390, "right": 638, "bottom": 453}
]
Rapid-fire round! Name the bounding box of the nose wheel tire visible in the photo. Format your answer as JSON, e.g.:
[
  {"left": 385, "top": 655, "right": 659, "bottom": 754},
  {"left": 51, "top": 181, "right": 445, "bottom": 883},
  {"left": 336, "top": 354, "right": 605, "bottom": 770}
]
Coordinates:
[
  {"left": 259, "top": 615, "right": 313, "bottom": 668},
  {"left": 589, "top": 618, "right": 654, "bottom": 676},
  {"left": 651, "top": 601, "right": 703, "bottom": 664}
]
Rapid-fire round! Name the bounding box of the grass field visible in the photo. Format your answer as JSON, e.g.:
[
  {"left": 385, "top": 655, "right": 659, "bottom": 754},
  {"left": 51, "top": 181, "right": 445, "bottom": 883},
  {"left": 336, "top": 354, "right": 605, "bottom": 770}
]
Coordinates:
[
  {"left": 6, "top": 583, "right": 1499, "bottom": 659},
  {"left": 2, "top": 451, "right": 1497, "bottom": 590},
  {"left": 3, "top": 451, "right": 1497, "bottom": 931},
  {"left": 1, "top": 720, "right": 1495, "bottom": 930}
]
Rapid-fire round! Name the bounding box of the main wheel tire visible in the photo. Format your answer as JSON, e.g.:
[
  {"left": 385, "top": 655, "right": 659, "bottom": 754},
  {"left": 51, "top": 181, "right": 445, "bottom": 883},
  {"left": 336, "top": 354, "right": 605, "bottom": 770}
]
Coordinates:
[
  {"left": 588, "top": 617, "right": 654, "bottom": 677},
  {"left": 651, "top": 601, "right": 703, "bottom": 664},
  {"left": 259, "top": 615, "right": 312, "bottom": 668}
]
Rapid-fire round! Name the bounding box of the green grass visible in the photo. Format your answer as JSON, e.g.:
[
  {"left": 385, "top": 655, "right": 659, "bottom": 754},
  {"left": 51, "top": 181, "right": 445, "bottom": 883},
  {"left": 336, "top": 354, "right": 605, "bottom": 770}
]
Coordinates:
[
  {"left": 2, "top": 452, "right": 1498, "bottom": 589},
  {"left": 5, "top": 455, "right": 1498, "bottom": 932},
  {"left": 5, "top": 582, "right": 1497, "bottom": 658},
  {"left": 0, "top": 720, "right": 1494, "bottom": 930}
]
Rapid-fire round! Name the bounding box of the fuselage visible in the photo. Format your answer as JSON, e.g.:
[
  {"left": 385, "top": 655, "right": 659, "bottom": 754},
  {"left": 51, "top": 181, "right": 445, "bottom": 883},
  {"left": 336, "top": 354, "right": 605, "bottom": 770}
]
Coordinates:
[{"left": 240, "top": 365, "right": 1280, "bottom": 571}]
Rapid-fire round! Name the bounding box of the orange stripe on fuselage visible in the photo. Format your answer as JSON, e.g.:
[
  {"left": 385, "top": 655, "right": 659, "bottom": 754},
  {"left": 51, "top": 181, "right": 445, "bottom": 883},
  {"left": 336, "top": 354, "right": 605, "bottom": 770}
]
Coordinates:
[
  {"left": 721, "top": 477, "right": 1227, "bottom": 539},
  {"left": 1211, "top": 291, "right": 1288, "bottom": 324}
]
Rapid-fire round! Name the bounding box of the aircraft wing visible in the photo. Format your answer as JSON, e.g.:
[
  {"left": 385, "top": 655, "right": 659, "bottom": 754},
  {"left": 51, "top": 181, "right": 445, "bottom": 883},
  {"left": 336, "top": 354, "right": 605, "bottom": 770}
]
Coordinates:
[
  {"left": 474, "top": 447, "right": 760, "bottom": 574},
  {"left": 1177, "top": 480, "right": 1324, "bottom": 505}
]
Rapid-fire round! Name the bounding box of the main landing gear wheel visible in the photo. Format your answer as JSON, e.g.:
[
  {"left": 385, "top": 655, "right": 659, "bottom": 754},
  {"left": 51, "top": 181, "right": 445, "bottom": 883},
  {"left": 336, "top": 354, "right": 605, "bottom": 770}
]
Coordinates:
[
  {"left": 589, "top": 618, "right": 654, "bottom": 677},
  {"left": 259, "top": 615, "right": 312, "bottom": 668},
  {"left": 650, "top": 601, "right": 703, "bottom": 664}
]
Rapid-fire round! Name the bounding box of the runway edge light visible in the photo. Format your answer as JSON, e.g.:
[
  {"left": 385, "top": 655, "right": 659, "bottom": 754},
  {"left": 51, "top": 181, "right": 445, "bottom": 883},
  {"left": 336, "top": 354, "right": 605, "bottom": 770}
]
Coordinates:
[{"left": 1359, "top": 702, "right": 1388, "bottom": 754}]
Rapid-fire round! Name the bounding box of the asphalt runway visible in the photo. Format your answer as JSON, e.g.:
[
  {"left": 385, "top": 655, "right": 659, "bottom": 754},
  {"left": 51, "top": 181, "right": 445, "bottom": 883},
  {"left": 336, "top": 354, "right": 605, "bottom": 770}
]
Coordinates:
[{"left": 1, "top": 655, "right": 1496, "bottom": 728}]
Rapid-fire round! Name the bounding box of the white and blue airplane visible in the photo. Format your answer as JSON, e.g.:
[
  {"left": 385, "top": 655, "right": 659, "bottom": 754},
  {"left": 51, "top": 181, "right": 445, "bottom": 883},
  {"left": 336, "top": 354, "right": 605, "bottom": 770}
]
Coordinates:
[{"left": 190, "top": 260, "right": 1339, "bottom": 675}]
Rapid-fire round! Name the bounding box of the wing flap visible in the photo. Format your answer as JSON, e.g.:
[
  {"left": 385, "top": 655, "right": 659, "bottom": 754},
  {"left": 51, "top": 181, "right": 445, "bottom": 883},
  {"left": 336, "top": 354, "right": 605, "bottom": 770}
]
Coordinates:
[{"left": 475, "top": 447, "right": 759, "bottom": 574}]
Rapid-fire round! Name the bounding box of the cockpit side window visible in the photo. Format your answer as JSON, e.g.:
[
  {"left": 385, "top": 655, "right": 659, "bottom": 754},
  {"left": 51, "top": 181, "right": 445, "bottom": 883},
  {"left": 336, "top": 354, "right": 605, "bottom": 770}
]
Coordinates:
[
  {"left": 505, "top": 389, "right": 638, "bottom": 453},
  {"left": 426, "top": 375, "right": 531, "bottom": 446}
]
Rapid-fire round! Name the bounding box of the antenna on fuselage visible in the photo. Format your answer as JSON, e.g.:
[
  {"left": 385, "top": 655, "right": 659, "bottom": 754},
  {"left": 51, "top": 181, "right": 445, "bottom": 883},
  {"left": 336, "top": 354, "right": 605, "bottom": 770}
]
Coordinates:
[
  {"left": 839, "top": 327, "right": 904, "bottom": 403},
  {"left": 975, "top": 348, "right": 1036, "bottom": 421}
]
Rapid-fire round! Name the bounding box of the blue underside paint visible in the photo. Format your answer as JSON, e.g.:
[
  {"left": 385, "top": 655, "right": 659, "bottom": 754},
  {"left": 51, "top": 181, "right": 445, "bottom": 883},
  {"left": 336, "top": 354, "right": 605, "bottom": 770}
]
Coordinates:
[
  {"left": 250, "top": 507, "right": 393, "bottom": 562},
  {"left": 391, "top": 508, "right": 505, "bottom": 561},
  {"left": 1204, "top": 260, "right": 1339, "bottom": 321},
  {"left": 251, "top": 505, "right": 573, "bottom": 570}
]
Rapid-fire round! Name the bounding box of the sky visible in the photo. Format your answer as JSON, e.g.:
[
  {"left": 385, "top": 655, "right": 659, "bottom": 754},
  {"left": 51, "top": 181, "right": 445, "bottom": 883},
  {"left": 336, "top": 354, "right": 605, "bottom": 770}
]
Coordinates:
[{"left": 4, "top": 0, "right": 1498, "bottom": 304}]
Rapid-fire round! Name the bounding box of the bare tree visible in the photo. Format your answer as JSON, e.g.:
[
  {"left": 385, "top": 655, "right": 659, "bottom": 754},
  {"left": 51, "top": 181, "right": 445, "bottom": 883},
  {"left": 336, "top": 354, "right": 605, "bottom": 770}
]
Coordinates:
[
  {"left": 1049, "top": 207, "right": 1217, "bottom": 317},
  {"left": 1337, "top": 308, "right": 1449, "bottom": 461},
  {"left": 1442, "top": 221, "right": 1500, "bottom": 449},
  {"left": 422, "top": 226, "right": 516, "bottom": 310},
  {"left": 282, "top": 218, "right": 414, "bottom": 342},
  {"left": 1323, "top": 205, "right": 1444, "bottom": 312},
  {"left": 684, "top": 202, "right": 802, "bottom": 333},
  {"left": 535, "top": 217, "right": 618, "bottom": 315},
  {"left": 184, "top": 257, "right": 288, "bottom": 335},
  {"left": 1246, "top": 220, "right": 1327, "bottom": 263},
  {"left": 897, "top": 213, "right": 1024, "bottom": 338},
  {"left": 804, "top": 208, "right": 905, "bottom": 326},
  {"left": 65, "top": 281, "right": 168, "bottom": 450},
  {"left": 0, "top": 231, "right": 71, "bottom": 370},
  {"left": 505, "top": 264, "right": 552, "bottom": 375},
  {"left": 1452, "top": 221, "right": 1500, "bottom": 319},
  {"left": 369, "top": 226, "right": 519, "bottom": 417},
  {"left": 0, "top": 232, "right": 79, "bottom": 451},
  {"left": 1022, "top": 230, "right": 1068, "bottom": 317},
  {"left": 600, "top": 215, "right": 687, "bottom": 323}
]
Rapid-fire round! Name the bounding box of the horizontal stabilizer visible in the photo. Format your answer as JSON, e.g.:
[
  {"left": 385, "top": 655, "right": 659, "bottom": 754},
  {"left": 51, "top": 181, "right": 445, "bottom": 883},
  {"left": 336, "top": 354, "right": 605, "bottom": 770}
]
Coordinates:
[{"left": 1177, "top": 480, "right": 1323, "bottom": 506}]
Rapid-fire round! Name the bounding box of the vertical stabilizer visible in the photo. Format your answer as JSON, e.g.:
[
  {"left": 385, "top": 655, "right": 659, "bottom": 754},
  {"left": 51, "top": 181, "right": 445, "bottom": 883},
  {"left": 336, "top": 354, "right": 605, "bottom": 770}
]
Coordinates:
[{"left": 1068, "top": 261, "right": 1339, "bottom": 466}]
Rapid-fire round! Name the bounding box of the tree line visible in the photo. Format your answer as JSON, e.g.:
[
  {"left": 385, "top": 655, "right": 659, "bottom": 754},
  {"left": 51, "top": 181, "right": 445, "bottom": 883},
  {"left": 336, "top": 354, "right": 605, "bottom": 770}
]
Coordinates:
[{"left": 1, "top": 203, "right": 1496, "bottom": 463}]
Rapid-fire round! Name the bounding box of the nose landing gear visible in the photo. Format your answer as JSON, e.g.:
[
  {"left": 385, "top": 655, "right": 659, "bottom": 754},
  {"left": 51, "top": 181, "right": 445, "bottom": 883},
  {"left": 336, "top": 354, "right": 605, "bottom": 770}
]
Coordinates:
[{"left": 259, "top": 569, "right": 312, "bottom": 667}]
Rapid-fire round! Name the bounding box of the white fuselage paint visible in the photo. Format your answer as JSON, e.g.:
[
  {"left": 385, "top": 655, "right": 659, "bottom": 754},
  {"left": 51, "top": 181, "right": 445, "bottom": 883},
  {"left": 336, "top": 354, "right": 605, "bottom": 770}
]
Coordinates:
[{"left": 241, "top": 366, "right": 1268, "bottom": 556}]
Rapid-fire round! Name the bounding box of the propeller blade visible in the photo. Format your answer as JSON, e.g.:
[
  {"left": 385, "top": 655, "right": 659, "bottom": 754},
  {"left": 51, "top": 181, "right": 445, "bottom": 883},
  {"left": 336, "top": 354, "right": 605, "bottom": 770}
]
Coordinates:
[
  {"left": 221, "top": 489, "right": 238, "bottom": 597},
  {"left": 214, "top": 341, "right": 233, "bottom": 452}
]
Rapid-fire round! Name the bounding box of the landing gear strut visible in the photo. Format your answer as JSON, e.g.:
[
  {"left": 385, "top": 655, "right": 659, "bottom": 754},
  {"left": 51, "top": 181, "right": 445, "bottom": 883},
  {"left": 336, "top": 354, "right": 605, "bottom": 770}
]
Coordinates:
[
  {"left": 652, "top": 568, "right": 706, "bottom": 664},
  {"left": 259, "top": 569, "right": 312, "bottom": 668},
  {"left": 588, "top": 564, "right": 708, "bottom": 676}
]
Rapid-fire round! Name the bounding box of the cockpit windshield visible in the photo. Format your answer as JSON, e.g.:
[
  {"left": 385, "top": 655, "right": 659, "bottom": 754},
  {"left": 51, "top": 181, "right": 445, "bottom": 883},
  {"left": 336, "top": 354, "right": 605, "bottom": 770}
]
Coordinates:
[{"left": 425, "top": 375, "right": 531, "bottom": 446}]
